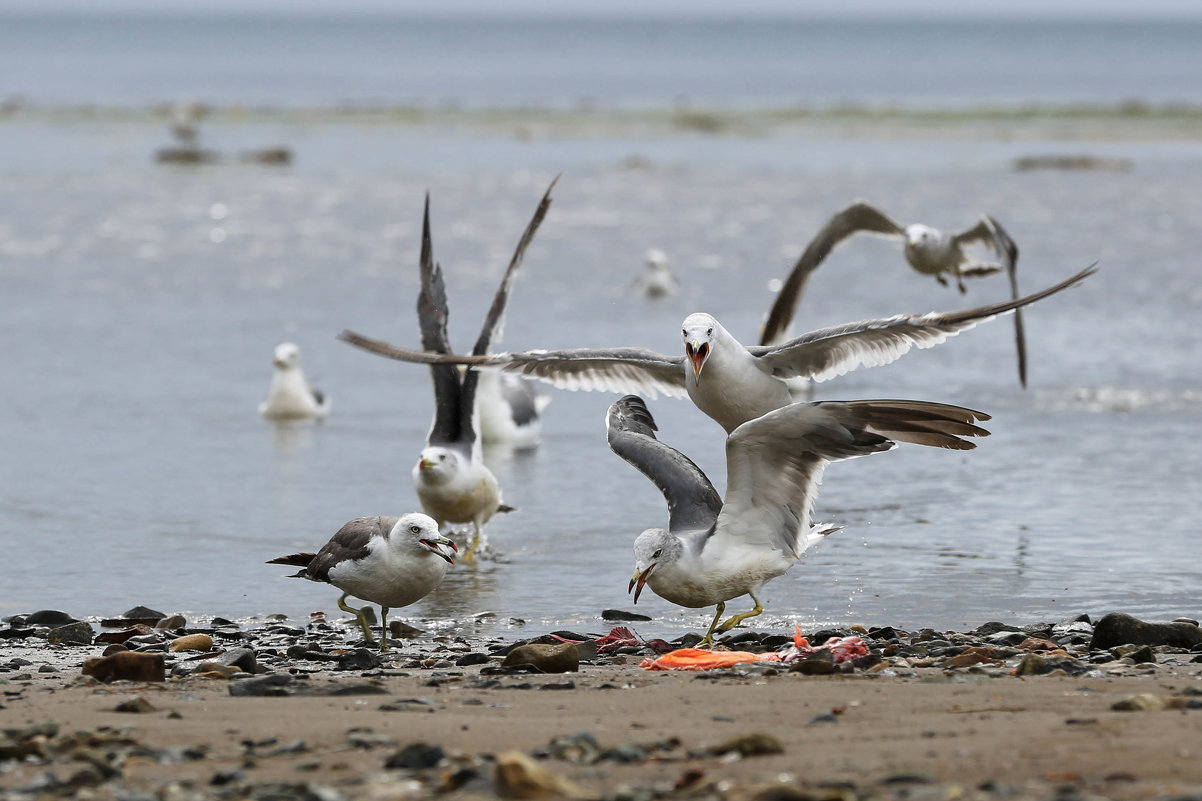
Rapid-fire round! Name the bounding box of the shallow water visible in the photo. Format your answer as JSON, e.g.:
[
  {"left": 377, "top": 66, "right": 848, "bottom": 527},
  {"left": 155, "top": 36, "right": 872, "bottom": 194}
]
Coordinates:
[{"left": 2, "top": 125, "right": 1200, "bottom": 639}]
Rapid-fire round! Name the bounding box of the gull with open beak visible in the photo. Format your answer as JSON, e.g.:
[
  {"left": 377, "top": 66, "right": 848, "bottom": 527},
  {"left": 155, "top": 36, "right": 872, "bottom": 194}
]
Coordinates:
[
  {"left": 267, "top": 513, "right": 457, "bottom": 651},
  {"left": 608, "top": 394, "right": 989, "bottom": 648}
]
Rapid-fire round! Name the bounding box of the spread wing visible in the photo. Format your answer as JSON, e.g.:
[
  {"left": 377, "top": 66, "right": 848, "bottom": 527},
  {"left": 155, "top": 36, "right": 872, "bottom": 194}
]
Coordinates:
[
  {"left": 747, "top": 265, "right": 1093, "bottom": 383},
  {"left": 606, "top": 395, "right": 722, "bottom": 535},
  {"left": 955, "top": 215, "right": 1026, "bottom": 387},
  {"left": 460, "top": 179, "right": 557, "bottom": 441},
  {"left": 337, "top": 333, "right": 689, "bottom": 401},
  {"left": 761, "top": 202, "right": 905, "bottom": 346},
  {"left": 715, "top": 400, "right": 989, "bottom": 560},
  {"left": 415, "top": 195, "right": 467, "bottom": 450}
]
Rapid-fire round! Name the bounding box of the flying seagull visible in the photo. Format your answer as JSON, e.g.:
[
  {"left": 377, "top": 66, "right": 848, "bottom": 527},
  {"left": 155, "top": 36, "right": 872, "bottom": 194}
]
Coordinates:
[
  {"left": 759, "top": 202, "right": 1029, "bottom": 385},
  {"left": 352, "top": 182, "right": 554, "bottom": 558},
  {"left": 340, "top": 266, "right": 1093, "bottom": 435},
  {"left": 606, "top": 394, "right": 989, "bottom": 647},
  {"left": 267, "top": 513, "right": 457, "bottom": 651},
  {"left": 258, "top": 342, "right": 331, "bottom": 421}
]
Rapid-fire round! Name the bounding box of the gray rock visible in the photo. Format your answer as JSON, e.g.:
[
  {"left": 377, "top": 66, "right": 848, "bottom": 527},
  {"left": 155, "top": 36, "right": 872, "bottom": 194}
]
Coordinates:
[
  {"left": 48, "top": 621, "right": 95, "bottom": 645},
  {"left": 337, "top": 648, "right": 381, "bottom": 671},
  {"left": 219, "top": 648, "right": 259, "bottom": 673},
  {"left": 601, "top": 609, "right": 652, "bottom": 622},
  {"left": 25, "top": 610, "right": 80, "bottom": 627},
  {"left": 1090, "top": 612, "right": 1202, "bottom": 650},
  {"left": 454, "top": 652, "right": 491, "bottom": 667},
  {"left": 228, "top": 674, "right": 296, "bottom": 697},
  {"left": 386, "top": 742, "right": 445, "bottom": 770}
]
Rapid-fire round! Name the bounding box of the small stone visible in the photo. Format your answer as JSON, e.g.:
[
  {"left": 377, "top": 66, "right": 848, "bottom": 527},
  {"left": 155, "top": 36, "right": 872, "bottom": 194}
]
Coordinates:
[
  {"left": 155, "top": 614, "right": 187, "bottom": 630},
  {"left": 123, "top": 605, "right": 167, "bottom": 620},
  {"left": 228, "top": 674, "right": 295, "bottom": 697},
  {"left": 169, "top": 633, "right": 214, "bottom": 652},
  {"left": 219, "top": 647, "right": 259, "bottom": 673},
  {"left": 82, "top": 651, "right": 166, "bottom": 683},
  {"left": 48, "top": 621, "right": 95, "bottom": 645},
  {"left": 1089, "top": 612, "right": 1202, "bottom": 650},
  {"left": 337, "top": 648, "right": 382, "bottom": 671},
  {"left": 389, "top": 620, "right": 424, "bottom": 639},
  {"left": 96, "top": 625, "right": 155, "bottom": 645},
  {"left": 601, "top": 609, "right": 653, "bottom": 622},
  {"left": 494, "top": 750, "right": 593, "bottom": 799},
  {"left": 501, "top": 643, "right": 579, "bottom": 673},
  {"left": 1013, "top": 652, "right": 1086, "bottom": 677},
  {"left": 386, "top": 742, "right": 445, "bottom": 770},
  {"left": 454, "top": 652, "right": 492, "bottom": 667},
  {"left": 25, "top": 610, "right": 80, "bottom": 627},
  {"left": 706, "top": 732, "right": 784, "bottom": 757},
  {"left": 1111, "top": 693, "right": 1187, "bottom": 711},
  {"left": 114, "top": 696, "right": 157, "bottom": 713}
]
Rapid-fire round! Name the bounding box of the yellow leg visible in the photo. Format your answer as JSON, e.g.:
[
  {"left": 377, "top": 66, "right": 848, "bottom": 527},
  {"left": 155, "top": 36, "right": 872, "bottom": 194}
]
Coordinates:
[
  {"left": 697, "top": 601, "right": 726, "bottom": 649},
  {"left": 717, "top": 592, "right": 764, "bottom": 633},
  {"left": 337, "top": 592, "right": 375, "bottom": 645},
  {"left": 461, "top": 522, "right": 483, "bottom": 563},
  {"left": 379, "top": 606, "right": 391, "bottom": 652}
]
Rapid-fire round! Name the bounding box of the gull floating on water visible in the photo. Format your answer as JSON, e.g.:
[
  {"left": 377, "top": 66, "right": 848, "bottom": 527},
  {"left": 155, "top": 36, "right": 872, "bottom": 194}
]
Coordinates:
[
  {"left": 349, "top": 183, "right": 554, "bottom": 559},
  {"left": 258, "top": 342, "right": 331, "bottom": 421},
  {"left": 340, "top": 266, "right": 1093, "bottom": 435},
  {"left": 635, "top": 248, "right": 678, "bottom": 299},
  {"left": 760, "top": 202, "right": 1029, "bottom": 385},
  {"left": 606, "top": 394, "right": 989, "bottom": 647},
  {"left": 267, "top": 513, "right": 456, "bottom": 651}
]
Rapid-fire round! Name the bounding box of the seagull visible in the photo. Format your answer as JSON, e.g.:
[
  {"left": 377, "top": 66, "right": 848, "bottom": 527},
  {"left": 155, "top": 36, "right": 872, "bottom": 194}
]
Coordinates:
[
  {"left": 635, "top": 248, "right": 678, "bottom": 299},
  {"left": 359, "top": 182, "right": 554, "bottom": 558},
  {"left": 340, "top": 266, "right": 1093, "bottom": 435},
  {"left": 606, "top": 394, "right": 989, "bottom": 647},
  {"left": 760, "top": 202, "right": 1029, "bottom": 385},
  {"left": 476, "top": 368, "right": 552, "bottom": 449},
  {"left": 258, "top": 342, "right": 331, "bottom": 421},
  {"left": 267, "top": 513, "right": 457, "bottom": 651}
]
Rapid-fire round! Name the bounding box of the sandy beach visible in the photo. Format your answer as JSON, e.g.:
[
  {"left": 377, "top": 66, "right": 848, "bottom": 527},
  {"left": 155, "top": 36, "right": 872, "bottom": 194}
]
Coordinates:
[{"left": 3, "top": 613, "right": 1201, "bottom": 801}]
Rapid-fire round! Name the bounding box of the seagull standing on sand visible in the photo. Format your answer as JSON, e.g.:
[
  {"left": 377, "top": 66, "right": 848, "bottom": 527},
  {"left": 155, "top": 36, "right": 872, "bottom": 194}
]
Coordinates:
[
  {"left": 258, "top": 342, "right": 331, "bottom": 421},
  {"left": 760, "top": 202, "right": 1030, "bottom": 385},
  {"left": 357, "top": 183, "right": 554, "bottom": 558},
  {"left": 267, "top": 513, "right": 457, "bottom": 651},
  {"left": 341, "top": 266, "right": 1092, "bottom": 435},
  {"left": 607, "top": 394, "right": 989, "bottom": 647}
]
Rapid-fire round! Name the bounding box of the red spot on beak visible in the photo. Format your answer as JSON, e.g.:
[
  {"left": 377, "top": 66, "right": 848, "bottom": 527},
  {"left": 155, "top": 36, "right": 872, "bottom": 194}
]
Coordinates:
[{"left": 629, "top": 564, "right": 655, "bottom": 603}]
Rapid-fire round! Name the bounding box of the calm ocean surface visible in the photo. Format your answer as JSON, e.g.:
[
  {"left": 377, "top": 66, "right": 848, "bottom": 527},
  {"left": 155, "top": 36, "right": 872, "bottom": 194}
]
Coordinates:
[{"left": 1, "top": 12, "right": 1200, "bottom": 640}]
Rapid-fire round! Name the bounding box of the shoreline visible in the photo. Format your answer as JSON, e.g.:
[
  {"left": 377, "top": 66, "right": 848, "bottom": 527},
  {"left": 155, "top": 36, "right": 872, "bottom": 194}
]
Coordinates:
[{"left": 3, "top": 610, "right": 1200, "bottom": 800}]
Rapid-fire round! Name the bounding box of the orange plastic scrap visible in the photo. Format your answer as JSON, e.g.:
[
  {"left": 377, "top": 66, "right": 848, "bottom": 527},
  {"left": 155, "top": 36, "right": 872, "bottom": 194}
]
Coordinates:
[{"left": 639, "top": 648, "right": 783, "bottom": 671}]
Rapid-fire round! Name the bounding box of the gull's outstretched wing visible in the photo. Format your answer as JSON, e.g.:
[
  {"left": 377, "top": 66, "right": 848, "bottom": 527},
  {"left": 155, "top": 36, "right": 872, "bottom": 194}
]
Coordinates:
[
  {"left": 716, "top": 399, "right": 989, "bottom": 560},
  {"left": 606, "top": 395, "right": 722, "bottom": 535},
  {"left": 748, "top": 265, "right": 1093, "bottom": 383},
  {"left": 338, "top": 331, "right": 690, "bottom": 401},
  {"left": 956, "top": 215, "right": 1026, "bottom": 387},
  {"left": 761, "top": 202, "right": 905, "bottom": 346},
  {"left": 413, "top": 195, "right": 468, "bottom": 450}
]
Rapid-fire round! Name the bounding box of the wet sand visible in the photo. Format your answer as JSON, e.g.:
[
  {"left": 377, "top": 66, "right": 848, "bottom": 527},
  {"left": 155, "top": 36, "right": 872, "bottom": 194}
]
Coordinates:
[{"left": 3, "top": 625, "right": 1201, "bottom": 801}]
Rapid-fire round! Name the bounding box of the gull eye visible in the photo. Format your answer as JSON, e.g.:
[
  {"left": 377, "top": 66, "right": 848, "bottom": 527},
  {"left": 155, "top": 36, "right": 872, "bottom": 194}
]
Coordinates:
[
  {"left": 410, "top": 525, "right": 422, "bottom": 534},
  {"left": 706, "top": 328, "right": 712, "bottom": 336},
  {"left": 652, "top": 548, "right": 662, "bottom": 559}
]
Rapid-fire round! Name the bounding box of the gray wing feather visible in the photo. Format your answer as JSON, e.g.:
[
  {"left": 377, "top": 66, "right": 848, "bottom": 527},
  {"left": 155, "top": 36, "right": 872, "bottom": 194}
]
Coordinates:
[
  {"left": 606, "top": 395, "right": 722, "bottom": 534},
  {"left": 761, "top": 202, "right": 905, "bottom": 346},
  {"left": 271, "top": 516, "right": 400, "bottom": 584},
  {"left": 415, "top": 195, "right": 466, "bottom": 450},
  {"left": 717, "top": 399, "right": 989, "bottom": 559},
  {"left": 748, "top": 265, "right": 1093, "bottom": 383}
]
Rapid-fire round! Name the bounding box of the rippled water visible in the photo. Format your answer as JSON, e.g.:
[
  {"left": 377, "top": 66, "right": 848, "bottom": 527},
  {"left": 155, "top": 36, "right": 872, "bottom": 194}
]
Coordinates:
[{"left": 2, "top": 124, "right": 1200, "bottom": 640}]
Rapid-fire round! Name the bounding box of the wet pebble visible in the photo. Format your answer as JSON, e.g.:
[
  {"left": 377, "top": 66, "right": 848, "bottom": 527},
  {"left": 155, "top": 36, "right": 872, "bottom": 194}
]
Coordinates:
[
  {"left": 1090, "top": 611, "right": 1202, "bottom": 650},
  {"left": 82, "top": 651, "right": 165, "bottom": 683},
  {"left": 168, "top": 633, "right": 214, "bottom": 652}
]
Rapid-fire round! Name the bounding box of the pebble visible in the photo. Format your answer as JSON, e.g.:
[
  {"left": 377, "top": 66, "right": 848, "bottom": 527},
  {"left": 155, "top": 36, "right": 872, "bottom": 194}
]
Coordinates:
[
  {"left": 501, "top": 642, "right": 580, "bottom": 673},
  {"left": 169, "top": 633, "right": 215, "bottom": 652},
  {"left": 1090, "top": 611, "right": 1202, "bottom": 650},
  {"left": 48, "top": 621, "right": 95, "bottom": 645},
  {"left": 81, "top": 651, "right": 166, "bottom": 683}
]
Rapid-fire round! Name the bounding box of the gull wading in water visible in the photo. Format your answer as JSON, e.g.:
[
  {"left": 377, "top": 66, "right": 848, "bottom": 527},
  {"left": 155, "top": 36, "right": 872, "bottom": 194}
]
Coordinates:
[
  {"left": 348, "top": 182, "right": 554, "bottom": 558},
  {"left": 267, "top": 513, "right": 456, "bottom": 651},
  {"left": 258, "top": 342, "right": 331, "bottom": 421},
  {"left": 606, "top": 394, "right": 989, "bottom": 647},
  {"left": 760, "top": 202, "right": 1030, "bottom": 385},
  {"left": 340, "top": 266, "right": 1093, "bottom": 435}
]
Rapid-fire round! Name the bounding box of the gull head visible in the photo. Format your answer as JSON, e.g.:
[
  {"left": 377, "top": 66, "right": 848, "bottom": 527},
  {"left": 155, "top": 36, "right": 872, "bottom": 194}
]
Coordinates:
[
  {"left": 273, "top": 342, "right": 302, "bottom": 370},
  {"left": 645, "top": 248, "right": 668, "bottom": 269},
  {"left": 629, "top": 528, "right": 678, "bottom": 604},
  {"left": 414, "top": 447, "right": 460, "bottom": 485},
  {"left": 682, "top": 313, "right": 718, "bottom": 383},
  {"left": 904, "top": 224, "right": 937, "bottom": 255},
  {"left": 390, "top": 513, "right": 458, "bottom": 565}
]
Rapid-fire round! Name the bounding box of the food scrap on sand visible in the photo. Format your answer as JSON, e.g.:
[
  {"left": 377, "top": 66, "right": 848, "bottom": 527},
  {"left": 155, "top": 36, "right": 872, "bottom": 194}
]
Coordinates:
[{"left": 640, "top": 627, "right": 868, "bottom": 671}]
